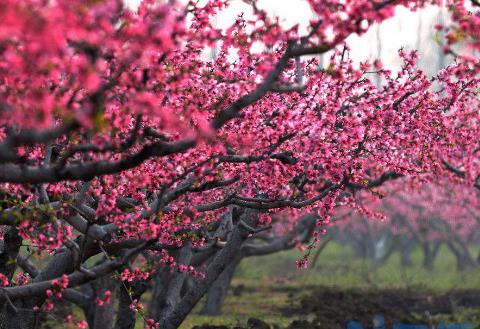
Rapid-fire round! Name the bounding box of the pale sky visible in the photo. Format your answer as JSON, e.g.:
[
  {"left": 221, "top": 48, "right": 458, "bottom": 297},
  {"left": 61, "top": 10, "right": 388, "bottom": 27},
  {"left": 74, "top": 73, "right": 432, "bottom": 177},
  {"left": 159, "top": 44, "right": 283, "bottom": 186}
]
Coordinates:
[{"left": 125, "top": 0, "right": 451, "bottom": 75}]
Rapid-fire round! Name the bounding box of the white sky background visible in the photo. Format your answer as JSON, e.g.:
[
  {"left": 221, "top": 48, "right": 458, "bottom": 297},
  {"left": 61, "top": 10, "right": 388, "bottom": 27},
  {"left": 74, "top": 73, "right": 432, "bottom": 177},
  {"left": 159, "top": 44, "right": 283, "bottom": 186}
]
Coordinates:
[{"left": 125, "top": 0, "right": 451, "bottom": 75}]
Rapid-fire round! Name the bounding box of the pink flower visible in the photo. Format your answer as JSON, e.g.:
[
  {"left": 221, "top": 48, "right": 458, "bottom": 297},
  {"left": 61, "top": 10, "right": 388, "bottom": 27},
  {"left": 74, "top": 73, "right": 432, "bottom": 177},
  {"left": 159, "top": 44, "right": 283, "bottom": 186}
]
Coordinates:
[{"left": 76, "top": 321, "right": 88, "bottom": 329}]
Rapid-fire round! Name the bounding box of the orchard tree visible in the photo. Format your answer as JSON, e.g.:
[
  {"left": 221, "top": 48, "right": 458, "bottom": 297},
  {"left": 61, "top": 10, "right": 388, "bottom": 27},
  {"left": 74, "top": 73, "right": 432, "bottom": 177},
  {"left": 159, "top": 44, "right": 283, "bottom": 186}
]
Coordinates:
[
  {"left": 334, "top": 181, "right": 480, "bottom": 271},
  {"left": 383, "top": 183, "right": 480, "bottom": 271},
  {"left": 0, "top": 1, "right": 479, "bottom": 329}
]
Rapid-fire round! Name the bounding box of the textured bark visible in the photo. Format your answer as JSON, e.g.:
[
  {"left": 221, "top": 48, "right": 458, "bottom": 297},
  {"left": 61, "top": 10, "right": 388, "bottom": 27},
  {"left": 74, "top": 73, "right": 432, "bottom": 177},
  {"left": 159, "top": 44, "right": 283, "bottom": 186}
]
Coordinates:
[
  {"left": 158, "top": 244, "right": 192, "bottom": 320},
  {"left": 200, "top": 213, "right": 319, "bottom": 316},
  {"left": 82, "top": 277, "right": 117, "bottom": 329},
  {"left": 0, "top": 227, "right": 22, "bottom": 280},
  {"left": 113, "top": 280, "right": 150, "bottom": 329},
  {"left": 200, "top": 255, "right": 241, "bottom": 316},
  {"left": 0, "top": 227, "right": 25, "bottom": 329},
  {"left": 1, "top": 239, "right": 100, "bottom": 329},
  {"left": 114, "top": 286, "right": 138, "bottom": 329},
  {"left": 148, "top": 269, "right": 173, "bottom": 321},
  {"left": 0, "top": 307, "right": 38, "bottom": 329},
  {"left": 160, "top": 208, "right": 257, "bottom": 329}
]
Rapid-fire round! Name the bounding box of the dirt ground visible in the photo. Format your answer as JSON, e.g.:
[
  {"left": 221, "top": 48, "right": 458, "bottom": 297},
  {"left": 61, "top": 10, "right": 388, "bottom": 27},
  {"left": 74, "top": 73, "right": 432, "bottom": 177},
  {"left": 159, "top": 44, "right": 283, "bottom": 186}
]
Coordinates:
[{"left": 192, "top": 287, "right": 480, "bottom": 329}]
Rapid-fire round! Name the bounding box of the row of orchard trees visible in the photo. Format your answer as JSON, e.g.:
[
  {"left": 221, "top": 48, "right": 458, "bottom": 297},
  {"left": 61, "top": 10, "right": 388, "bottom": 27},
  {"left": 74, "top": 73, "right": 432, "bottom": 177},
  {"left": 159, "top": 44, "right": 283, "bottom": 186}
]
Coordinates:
[
  {"left": 0, "top": 0, "right": 479, "bottom": 328},
  {"left": 334, "top": 183, "right": 480, "bottom": 272}
]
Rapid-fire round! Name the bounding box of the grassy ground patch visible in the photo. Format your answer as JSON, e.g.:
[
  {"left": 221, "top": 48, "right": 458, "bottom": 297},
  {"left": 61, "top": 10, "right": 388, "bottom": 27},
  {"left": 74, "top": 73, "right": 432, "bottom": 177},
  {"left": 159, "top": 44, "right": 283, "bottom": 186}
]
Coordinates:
[{"left": 180, "top": 242, "right": 480, "bottom": 328}]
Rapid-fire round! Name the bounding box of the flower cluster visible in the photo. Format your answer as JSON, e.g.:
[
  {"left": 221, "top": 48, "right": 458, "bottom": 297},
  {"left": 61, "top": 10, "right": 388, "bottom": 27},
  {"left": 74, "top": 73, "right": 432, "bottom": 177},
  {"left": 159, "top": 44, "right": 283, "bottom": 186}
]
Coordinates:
[{"left": 95, "top": 290, "right": 112, "bottom": 307}]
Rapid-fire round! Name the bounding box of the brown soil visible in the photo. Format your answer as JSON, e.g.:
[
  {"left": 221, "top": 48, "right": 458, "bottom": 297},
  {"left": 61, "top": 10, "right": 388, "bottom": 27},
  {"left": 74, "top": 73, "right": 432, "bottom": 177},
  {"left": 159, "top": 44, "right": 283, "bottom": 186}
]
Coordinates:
[
  {"left": 285, "top": 286, "right": 480, "bottom": 328},
  {"left": 193, "top": 287, "right": 480, "bottom": 329}
]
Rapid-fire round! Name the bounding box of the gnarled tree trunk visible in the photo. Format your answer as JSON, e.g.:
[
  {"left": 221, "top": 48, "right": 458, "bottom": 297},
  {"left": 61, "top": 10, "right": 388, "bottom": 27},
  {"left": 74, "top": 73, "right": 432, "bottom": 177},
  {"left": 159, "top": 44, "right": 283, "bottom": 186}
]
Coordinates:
[{"left": 200, "top": 255, "right": 241, "bottom": 316}]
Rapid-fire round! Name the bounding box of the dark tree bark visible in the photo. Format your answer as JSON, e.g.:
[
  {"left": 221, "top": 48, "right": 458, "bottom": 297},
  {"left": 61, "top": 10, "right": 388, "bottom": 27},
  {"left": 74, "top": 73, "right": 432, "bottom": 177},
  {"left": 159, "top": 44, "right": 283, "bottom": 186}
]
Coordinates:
[
  {"left": 421, "top": 240, "right": 441, "bottom": 271},
  {"left": 0, "top": 227, "right": 22, "bottom": 280},
  {"left": 446, "top": 241, "right": 476, "bottom": 271},
  {"left": 148, "top": 269, "right": 173, "bottom": 322},
  {"left": 0, "top": 237, "right": 103, "bottom": 329},
  {"left": 375, "top": 234, "right": 397, "bottom": 266},
  {"left": 0, "top": 227, "right": 26, "bottom": 329},
  {"left": 159, "top": 208, "right": 257, "bottom": 329},
  {"left": 200, "top": 255, "right": 241, "bottom": 316},
  {"left": 400, "top": 238, "right": 415, "bottom": 267},
  {"left": 81, "top": 276, "right": 117, "bottom": 329},
  {"left": 114, "top": 280, "right": 150, "bottom": 329},
  {"left": 199, "top": 213, "right": 319, "bottom": 317},
  {"left": 158, "top": 244, "right": 192, "bottom": 321}
]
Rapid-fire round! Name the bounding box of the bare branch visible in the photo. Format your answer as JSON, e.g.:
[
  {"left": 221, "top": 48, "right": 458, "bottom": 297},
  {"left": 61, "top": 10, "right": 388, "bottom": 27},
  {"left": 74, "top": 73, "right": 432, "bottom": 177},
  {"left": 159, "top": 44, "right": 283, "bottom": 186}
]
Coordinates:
[{"left": 0, "top": 138, "right": 196, "bottom": 183}]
